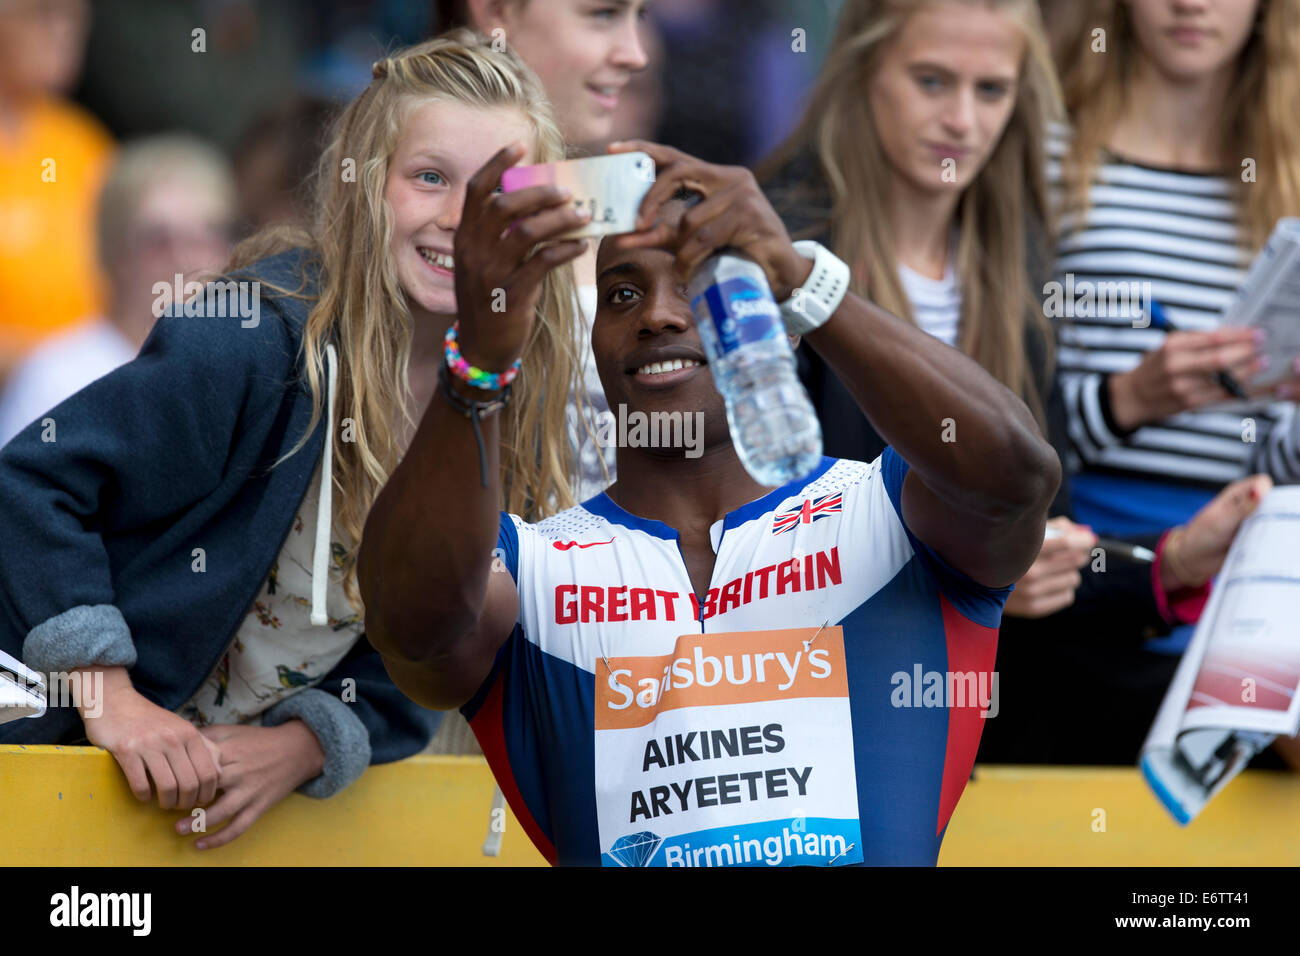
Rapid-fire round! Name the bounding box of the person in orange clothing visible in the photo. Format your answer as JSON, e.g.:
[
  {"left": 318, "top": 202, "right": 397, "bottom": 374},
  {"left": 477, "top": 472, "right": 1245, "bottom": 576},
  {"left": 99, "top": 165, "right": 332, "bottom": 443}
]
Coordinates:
[{"left": 0, "top": 0, "right": 113, "bottom": 382}]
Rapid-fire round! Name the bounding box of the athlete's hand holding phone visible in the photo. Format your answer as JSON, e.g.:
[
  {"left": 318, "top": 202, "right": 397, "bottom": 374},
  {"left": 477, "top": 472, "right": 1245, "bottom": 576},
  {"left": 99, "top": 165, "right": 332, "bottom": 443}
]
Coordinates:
[
  {"left": 452, "top": 142, "right": 592, "bottom": 377},
  {"left": 501, "top": 151, "right": 655, "bottom": 239},
  {"left": 604, "top": 140, "right": 814, "bottom": 303}
]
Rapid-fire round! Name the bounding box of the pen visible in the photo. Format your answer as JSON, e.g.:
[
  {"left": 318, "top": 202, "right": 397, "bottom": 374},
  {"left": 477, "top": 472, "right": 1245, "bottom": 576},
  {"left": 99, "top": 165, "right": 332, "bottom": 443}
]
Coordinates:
[
  {"left": 1096, "top": 537, "right": 1156, "bottom": 564},
  {"left": 1148, "top": 299, "right": 1251, "bottom": 401},
  {"left": 1043, "top": 525, "right": 1155, "bottom": 563}
]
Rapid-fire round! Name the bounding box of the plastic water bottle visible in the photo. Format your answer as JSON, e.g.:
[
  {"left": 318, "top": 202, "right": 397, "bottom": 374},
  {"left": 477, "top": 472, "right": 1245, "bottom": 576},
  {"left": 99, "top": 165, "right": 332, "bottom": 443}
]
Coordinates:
[{"left": 687, "top": 251, "right": 822, "bottom": 486}]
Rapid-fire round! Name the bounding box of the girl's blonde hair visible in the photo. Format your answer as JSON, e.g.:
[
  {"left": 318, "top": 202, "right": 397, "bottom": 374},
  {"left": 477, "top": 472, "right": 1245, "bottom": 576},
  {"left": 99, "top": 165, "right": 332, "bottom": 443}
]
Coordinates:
[
  {"left": 1056, "top": 0, "right": 1300, "bottom": 251},
  {"left": 231, "top": 29, "right": 580, "bottom": 609},
  {"left": 759, "top": 0, "right": 1063, "bottom": 427}
]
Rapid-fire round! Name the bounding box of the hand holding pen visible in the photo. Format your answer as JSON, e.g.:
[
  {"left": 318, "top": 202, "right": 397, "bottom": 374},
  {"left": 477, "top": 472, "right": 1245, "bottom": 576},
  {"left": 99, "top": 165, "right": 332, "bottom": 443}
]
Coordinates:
[
  {"left": 1004, "top": 517, "right": 1098, "bottom": 618},
  {"left": 1105, "top": 300, "right": 1268, "bottom": 432},
  {"left": 1148, "top": 300, "right": 1251, "bottom": 400}
]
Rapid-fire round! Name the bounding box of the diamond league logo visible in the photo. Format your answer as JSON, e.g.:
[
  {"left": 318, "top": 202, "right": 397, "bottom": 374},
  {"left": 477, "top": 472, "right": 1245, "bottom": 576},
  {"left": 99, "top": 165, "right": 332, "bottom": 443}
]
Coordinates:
[{"left": 607, "top": 831, "right": 663, "bottom": 867}]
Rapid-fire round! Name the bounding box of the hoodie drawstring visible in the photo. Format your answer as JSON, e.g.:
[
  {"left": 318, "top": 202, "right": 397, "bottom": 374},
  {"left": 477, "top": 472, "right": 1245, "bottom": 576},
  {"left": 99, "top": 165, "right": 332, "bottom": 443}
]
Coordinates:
[{"left": 311, "top": 343, "right": 338, "bottom": 627}]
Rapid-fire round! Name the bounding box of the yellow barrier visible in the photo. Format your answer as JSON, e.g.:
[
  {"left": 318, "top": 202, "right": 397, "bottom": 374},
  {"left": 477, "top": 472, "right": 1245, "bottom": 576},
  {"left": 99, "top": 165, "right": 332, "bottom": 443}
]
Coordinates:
[
  {"left": 3, "top": 745, "right": 1298, "bottom": 865},
  {"left": 940, "top": 765, "right": 1300, "bottom": 866},
  {"left": 0, "top": 745, "right": 546, "bottom": 866}
]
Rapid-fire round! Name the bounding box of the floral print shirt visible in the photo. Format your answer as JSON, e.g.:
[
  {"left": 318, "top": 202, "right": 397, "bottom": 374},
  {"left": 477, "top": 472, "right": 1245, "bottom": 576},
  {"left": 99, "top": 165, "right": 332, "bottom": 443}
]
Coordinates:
[{"left": 179, "top": 461, "right": 363, "bottom": 726}]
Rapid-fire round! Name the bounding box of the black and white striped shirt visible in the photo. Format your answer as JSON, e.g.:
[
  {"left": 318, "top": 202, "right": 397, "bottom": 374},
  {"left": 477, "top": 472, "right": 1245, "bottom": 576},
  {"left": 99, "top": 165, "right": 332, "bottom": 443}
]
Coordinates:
[{"left": 1047, "top": 128, "right": 1299, "bottom": 487}]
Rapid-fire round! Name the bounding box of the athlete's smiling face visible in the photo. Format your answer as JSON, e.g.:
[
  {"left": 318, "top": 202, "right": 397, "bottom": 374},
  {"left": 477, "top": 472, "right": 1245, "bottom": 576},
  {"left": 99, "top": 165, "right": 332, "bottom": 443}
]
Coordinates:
[{"left": 592, "top": 200, "right": 731, "bottom": 451}]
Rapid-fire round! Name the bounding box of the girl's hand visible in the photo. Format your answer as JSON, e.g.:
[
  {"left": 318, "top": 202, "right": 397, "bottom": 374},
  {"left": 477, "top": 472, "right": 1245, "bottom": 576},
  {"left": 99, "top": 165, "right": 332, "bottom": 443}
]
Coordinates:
[
  {"left": 1003, "top": 517, "right": 1097, "bottom": 619},
  {"left": 176, "top": 721, "right": 325, "bottom": 850},
  {"left": 1258, "top": 357, "right": 1300, "bottom": 402},
  {"left": 76, "top": 666, "right": 222, "bottom": 810},
  {"left": 606, "top": 140, "right": 813, "bottom": 302},
  {"left": 1107, "top": 328, "right": 1263, "bottom": 430},
  {"left": 1161, "top": 474, "right": 1272, "bottom": 592},
  {"left": 453, "top": 141, "right": 590, "bottom": 374}
]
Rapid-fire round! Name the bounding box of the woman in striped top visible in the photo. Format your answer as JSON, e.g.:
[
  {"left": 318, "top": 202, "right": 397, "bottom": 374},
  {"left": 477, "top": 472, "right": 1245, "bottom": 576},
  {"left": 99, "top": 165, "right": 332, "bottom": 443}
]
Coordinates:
[{"left": 1051, "top": 0, "right": 1300, "bottom": 537}]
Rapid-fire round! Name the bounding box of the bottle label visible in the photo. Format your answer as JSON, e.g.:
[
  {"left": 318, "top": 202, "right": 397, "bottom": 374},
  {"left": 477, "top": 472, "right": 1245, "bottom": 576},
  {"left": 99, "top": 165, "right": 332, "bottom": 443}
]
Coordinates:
[{"left": 690, "top": 275, "right": 783, "bottom": 360}]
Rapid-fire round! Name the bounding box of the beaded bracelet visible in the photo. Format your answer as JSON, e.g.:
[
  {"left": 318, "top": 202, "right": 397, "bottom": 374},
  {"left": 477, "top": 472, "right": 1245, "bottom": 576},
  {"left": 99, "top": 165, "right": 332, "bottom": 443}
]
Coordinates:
[{"left": 444, "top": 322, "right": 522, "bottom": 390}]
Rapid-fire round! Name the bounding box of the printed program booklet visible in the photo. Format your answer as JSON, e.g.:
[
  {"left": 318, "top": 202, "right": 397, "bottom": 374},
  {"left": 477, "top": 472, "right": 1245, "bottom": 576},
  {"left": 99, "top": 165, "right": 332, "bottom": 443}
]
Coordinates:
[{"left": 1141, "top": 486, "right": 1300, "bottom": 824}]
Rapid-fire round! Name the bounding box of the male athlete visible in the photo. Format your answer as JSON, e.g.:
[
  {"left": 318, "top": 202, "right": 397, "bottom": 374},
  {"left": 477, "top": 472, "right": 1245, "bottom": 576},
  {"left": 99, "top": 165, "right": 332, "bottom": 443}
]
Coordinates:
[{"left": 360, "top": 141, "right": 1060, "bottom": 866}]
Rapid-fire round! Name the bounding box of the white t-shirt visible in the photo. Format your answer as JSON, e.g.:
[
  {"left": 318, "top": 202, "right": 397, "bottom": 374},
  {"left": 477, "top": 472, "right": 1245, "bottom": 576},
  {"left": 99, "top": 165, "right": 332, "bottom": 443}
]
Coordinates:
[
  {"left": 0, "top": 319, "right": 139, "bottom": 446},
  {"left": 568, "top": 284, "right": 618, "bottom": 502},
  {"left": 898, "top": 261, "right": 961, "bottom": 349}
]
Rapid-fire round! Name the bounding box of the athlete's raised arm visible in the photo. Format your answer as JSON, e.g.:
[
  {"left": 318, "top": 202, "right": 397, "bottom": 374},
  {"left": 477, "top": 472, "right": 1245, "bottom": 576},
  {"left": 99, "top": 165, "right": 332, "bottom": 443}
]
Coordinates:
[
  {"left": 609, "top": 140, "right": 1059, "bottom": 589},
  {"left": 359, "top": 142, "right": 590, "bottom": 710}
]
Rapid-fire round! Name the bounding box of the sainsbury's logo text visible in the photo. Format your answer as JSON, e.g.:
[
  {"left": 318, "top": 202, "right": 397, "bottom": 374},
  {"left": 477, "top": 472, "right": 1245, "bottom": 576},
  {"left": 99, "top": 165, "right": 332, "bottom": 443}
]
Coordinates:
[
  {"left": 594, "top": 628, "right": 849, "bottom": 730},
  {"left": 607, "top": 645, "right": 834, "bottom": 711}
]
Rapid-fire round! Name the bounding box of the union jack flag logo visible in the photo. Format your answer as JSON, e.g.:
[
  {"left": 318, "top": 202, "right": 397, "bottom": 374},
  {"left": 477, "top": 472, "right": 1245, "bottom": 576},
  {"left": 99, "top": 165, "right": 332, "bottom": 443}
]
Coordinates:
[{"left": 771, "top": 493, "right": 843, "bottom": 535}]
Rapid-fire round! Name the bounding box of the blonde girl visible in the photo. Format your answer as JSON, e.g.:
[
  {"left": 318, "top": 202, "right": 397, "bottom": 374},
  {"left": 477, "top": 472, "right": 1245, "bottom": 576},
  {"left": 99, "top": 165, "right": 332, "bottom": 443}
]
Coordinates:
[{"left": 0, "top": 29, "right": 583, "bottom": 848}]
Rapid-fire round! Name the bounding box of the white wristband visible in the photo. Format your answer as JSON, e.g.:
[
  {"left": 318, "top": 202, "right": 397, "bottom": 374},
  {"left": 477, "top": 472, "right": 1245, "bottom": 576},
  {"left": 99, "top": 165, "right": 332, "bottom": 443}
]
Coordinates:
[{"left": 779, "top": 240, "right": 850, "bottom": 334}]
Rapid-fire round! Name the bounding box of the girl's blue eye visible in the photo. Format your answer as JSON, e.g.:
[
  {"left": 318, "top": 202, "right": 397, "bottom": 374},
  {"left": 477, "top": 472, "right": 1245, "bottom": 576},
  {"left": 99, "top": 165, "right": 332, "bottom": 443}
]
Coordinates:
[
  {"left": 978, "top": 82, "right": 1010, "bottom": 99},
  {"left": 917, "top": 75, "right": 943, "bottom": 92},
  {"left": 420, "top": 171, "right": 445, "bottom": 185}
]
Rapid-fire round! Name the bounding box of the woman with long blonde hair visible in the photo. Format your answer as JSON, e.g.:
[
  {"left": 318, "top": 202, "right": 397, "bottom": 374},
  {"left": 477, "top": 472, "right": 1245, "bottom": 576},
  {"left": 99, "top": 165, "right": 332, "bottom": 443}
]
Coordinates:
[
  {"left": 763, "top": 0, "right": 1060, "bottom": 433},
  {"left": 0, "top": 29, "right": 587, "bottom": 846},
  {"left": 761, "top": 0, "right": 1087, "bottom": 622}
]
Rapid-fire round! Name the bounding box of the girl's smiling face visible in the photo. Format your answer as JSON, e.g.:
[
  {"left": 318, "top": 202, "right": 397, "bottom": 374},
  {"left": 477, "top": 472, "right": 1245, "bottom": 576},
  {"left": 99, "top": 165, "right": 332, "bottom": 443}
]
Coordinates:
[
  {"left": 384, "top": 98, "right": 536, "bottom": 317},
  {"left": 484, "top": 0, "right": 651, "bottom": 146}
]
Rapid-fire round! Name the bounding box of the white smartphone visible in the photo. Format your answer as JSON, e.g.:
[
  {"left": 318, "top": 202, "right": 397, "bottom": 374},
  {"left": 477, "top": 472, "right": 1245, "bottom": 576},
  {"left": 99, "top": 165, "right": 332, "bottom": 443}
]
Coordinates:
[{"left": 501, "top": 151, "right": 656, "bottom": 239}]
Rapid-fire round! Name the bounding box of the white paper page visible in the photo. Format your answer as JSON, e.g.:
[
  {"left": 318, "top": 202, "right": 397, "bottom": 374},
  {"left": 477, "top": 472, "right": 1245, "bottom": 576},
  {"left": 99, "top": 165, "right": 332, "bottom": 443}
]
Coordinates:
[{"left": 1221, "top": 218, "right": 1300, "bottom": 388}]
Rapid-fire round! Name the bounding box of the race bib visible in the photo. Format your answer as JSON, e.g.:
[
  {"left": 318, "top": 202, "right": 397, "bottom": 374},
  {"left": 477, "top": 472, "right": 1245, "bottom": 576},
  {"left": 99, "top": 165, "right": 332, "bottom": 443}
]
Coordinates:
[{"left": 595, "top": 627, "right": 863, "bottom": 867}]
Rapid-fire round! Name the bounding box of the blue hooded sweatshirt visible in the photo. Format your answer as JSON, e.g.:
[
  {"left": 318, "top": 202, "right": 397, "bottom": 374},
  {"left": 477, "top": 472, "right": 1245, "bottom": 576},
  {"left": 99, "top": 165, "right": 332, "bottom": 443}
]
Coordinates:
[{"left": 0, "top": 247, "right": 441, "bottom": 796}]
